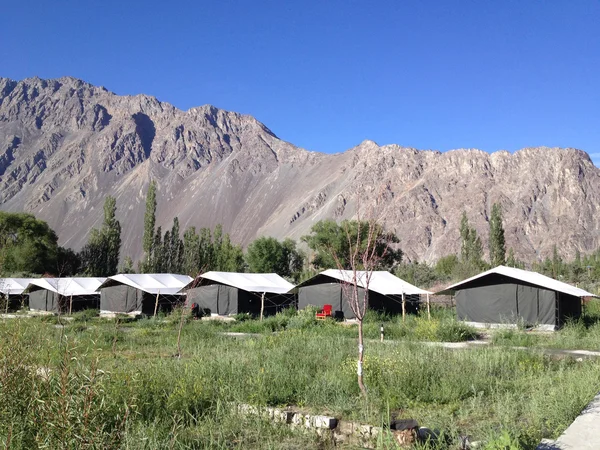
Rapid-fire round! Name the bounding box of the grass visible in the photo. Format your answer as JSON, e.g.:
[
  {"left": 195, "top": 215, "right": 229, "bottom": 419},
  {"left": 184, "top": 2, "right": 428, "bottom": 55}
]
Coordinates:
[{"left": 1, "top": 307, "right": 600, "bottom": 449}]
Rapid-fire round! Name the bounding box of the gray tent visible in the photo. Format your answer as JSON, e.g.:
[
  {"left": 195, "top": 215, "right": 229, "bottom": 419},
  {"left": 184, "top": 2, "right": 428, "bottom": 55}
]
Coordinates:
[
  {"left": 26, "top": 278, "right": 105, "bottom": 313},
  {"left": 98, "top": 274, "right": 193, "bottom": 315},
  {"left": 296, "top": 270, "right": 432, "bottom": 319},
  {"left": 436, "top": 265, "right": 596, "bottom": 328},
  {"left": 183, "top": 272, "right": 296, "bottom": 317}
]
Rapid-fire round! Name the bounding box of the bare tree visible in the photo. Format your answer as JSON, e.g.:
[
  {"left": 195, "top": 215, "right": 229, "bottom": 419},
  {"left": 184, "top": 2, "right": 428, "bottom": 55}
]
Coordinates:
[{"left": 330, "top": 202, "right": 391, "bottom": 397}]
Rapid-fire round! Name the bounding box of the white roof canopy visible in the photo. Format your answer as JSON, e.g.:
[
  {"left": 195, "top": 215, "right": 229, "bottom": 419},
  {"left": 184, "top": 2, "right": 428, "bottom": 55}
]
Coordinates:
[
  {"left": 98, "top": 274, "right": 193, "bottom": 295},
  {"left": 306, "top": 269, "right": 432, "bottom": 295},
  {"left": 26, "top": 277, "right": 106, "bottom": 296},
  {"left": 186, "top": 271, "right": 295, "bottom": 294},
  {"left": 436, "top": 265, "right": 597, "bottom": 298},
  {"left": 0, "top": 278, "right": 39, "bottom": 295}
]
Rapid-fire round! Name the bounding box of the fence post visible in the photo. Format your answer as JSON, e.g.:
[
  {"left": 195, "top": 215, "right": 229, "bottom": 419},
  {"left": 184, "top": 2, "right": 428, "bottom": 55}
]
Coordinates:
[{"left": 380, "top": 323, "right": 384, "bottom": 342}]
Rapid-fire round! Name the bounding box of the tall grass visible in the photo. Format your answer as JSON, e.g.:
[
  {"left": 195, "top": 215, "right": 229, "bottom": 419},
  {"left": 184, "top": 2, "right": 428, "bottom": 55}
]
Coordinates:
[{"left": 1, "top": 313, "right": 599, "bottom": 449}]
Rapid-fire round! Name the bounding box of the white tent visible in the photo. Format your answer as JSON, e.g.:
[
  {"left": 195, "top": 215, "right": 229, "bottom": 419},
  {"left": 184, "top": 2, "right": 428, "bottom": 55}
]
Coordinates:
[
  {"left": 319, "top": 269, "right": 432, "bottom": 295},
  {"left": 98, "top": 274, "right": 193, "bottom": 315},
  {"left": 437, "top": 265, "right": 596, "bottom": 298},
  {"left": 183, "top": 272, "right": 296, "bottom": 316},
  {"left": 0, "top": 278, "right": 39, "bottom": 295},
  {"left": 27, "top": 277, "right": 106, "bottom": 296},
  {"left": 98, "top": 274, "right": 193, "bottom": 295},
  {"left": 26, "top": 277, "right": 106, "bottom": 312},
  {"left": 183, "top": 271, "right": 295, "bottom": 294}
]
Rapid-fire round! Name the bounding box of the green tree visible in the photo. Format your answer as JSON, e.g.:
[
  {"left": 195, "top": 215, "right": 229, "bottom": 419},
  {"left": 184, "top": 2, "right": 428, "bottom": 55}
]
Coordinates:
[
  {"left": 435, "top": 254, "right": 459, "bottom": 277},
  {"left": 141, "top": 181, "right": 157, "bottom": 270},
  {"left": 0, "top": 212, "right": 59, "bottom": 275},
  {"left": 168, "top": 217, "right": 183, "bottom": 273},
  {"left": 182, "top": 226, "right": 200, "bottom": 276},
  {"left": 80, "top": 196, "right": 121, "bottom": 276},
  {"left": 302, "top": 219, "right": 402, "bottom": 270},
  {"left": 488, "top": 203, "right": 506, "bottom": 266},
  {"left": 458, "top": 212, "right": 485, "bottom": 275},
  {"left": 246, "top": 237, "right": 284, "bottom": 273}
]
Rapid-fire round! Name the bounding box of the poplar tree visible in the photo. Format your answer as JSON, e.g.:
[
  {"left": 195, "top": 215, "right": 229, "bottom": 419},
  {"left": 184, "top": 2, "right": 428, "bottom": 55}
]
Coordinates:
[
  {"left": 80, "top": 196, "right": 121, "bottom": 276},
  {"left": 142, "top": 181, "right": 157, "bottom": 270},
  {"left": 488, "top": 202, "right": 506, "bottom": 267}
]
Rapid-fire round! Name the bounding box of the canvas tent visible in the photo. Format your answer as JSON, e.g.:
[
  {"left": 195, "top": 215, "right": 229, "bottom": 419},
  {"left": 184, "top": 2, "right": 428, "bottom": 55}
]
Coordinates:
[
  {"left": 27, "top": 277, "right": 106, "bottom": 313},
  {"left": 183, "top": 272, "right": 296, "bottom": 316},
  {"left": 98, "top": 274, "right": 193, "bottom": 315},
  {"left": 296, "top": 269, "right": 432, "bottom": 319},
  {"left": 0, "top": 278, "right": 38, "bottom": 311},
  {"left": 436, "top": 265, "right": 596, "bottom": 328}
]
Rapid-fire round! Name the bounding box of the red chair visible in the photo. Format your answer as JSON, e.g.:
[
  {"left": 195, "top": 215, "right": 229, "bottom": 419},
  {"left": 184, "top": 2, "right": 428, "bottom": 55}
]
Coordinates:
[{"left": 316, "top": 304, "right": 333, "bottom": 320}]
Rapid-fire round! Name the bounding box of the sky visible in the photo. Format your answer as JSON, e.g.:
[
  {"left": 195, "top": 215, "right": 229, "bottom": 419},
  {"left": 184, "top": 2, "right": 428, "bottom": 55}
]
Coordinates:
[{"left": 1, "top": 1, "right": 600, "bottom": 165}]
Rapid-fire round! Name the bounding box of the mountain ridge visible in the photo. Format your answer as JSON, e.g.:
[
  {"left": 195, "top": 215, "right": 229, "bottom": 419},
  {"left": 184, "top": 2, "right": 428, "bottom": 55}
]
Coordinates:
[{"left": 1, "top": 76, "right": 598, "bottom": 264}]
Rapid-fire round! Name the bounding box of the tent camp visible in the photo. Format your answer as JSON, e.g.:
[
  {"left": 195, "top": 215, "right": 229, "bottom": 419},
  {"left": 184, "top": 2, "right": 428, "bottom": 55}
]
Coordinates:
[
  {"left": 0, "top": 278, "right": 38, "bottom": 311},
  {"left": 296, "top": 269, "right": 432, "bottom": 319},
  {"left": 183, "top": 272, "right": 296, "bottom": 316},
  {"left": 436, "top": 265, "right": 597, "bottom": 329},
  {"left": 27, "top": 277, "right": 106, "bottom": 313},
  {"left": 98, "top": 274, "right": 193, "bottom": 315}
]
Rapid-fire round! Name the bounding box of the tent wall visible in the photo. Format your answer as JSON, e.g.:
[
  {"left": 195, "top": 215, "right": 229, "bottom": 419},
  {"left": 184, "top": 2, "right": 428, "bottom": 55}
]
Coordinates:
[
  {"left": 101, "top": 285, "right": 143, "bottom": 313},
  {"left": 456, "top": 283, "right": 566, "bottom": 326},
  {"left": 298, "top": 283, "right": 418, "bottom": 319},
  {"left": 140, "top": 293, "right": 183, "bottom": 315},
  {"left": 28, "top": 289, "right": 60, "bottom": 312},
  {"left": 187, "top": 285, "right": 295, "bottom": 317},
  {"left": 558, "top": 293, "right": 582, "bottom": 326}
]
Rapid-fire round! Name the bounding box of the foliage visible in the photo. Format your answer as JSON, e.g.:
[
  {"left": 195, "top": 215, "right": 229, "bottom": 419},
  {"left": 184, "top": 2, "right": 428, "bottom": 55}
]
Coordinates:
[
  {"left": 140, "top": 180, "right": 157, "bottom": 271},
  {"left": 245, "top": 236, "right": 304, "bottom": 281},
  {"left": 395, "top": 261, "right": 440, "bottom": 288},
  {"left": 302, "top": 219, "right": 402, "bottom": 270},
  {"left": 79, "top": 196, "right": 121, "bottom": 277},
  {"left": 459, "top": 211, "right": 487, "bottom": 277},
  {"left": 0, "top": 212, "right": 59, "bottom": 275},
  {"left": 488, "top": 202, "right": 506, "bottom": 267}
]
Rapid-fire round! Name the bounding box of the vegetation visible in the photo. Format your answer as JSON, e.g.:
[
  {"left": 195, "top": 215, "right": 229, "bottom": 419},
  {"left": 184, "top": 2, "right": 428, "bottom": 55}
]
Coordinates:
[
  {"left": 80, "top": 196, "right": 122, "bottom": 276},
  {"left": 1, "top": 308, "right": 599, "bottom": 449},
  {"left": 141, "top": 180, "right": 157, "bottom": 272},
  {"left": 488, "top": 202, "right": 506, "bottom": 267},
  {"left": 301, "top": 219, "right": 403, "bottom": 270},
  {"left": 245, "top": 237, "right": 304, "bottom": 281}
]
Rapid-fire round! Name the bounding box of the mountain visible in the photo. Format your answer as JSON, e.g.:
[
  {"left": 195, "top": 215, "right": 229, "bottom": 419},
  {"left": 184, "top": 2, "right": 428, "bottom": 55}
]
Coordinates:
[{"left": 0, "top": 76, "right": 599, "bottom": 264}]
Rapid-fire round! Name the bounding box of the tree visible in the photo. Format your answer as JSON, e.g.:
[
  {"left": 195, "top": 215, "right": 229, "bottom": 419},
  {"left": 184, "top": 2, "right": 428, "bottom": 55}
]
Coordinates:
[
  {"left": 246, "top": 237, "right": 284, "bottom": 273},
  {"left": 141, "top": 181, "right": 157, "bottom": 270},
  {"left": 80, "top": 196, "right": 121, "bottom": 276},
  {"left": 0, "top": 212, "right": 59, "bottom": 275},
  {"left": 488, "top": 203, "right": 506, "bottom": 267},
  {"left": 182, "top": 226, "right": 200, "bottom": 276},
  {"left": 302, "top": 219, "right": 402, "bottom": 270},
  {"left": 281, "top": 238, "right": 305, "bottom": 282},
  {"left": 458, "top": 211, "right": 485, "bottom": 276},
  {"left": 167, "top": 217, "right": 183, "bottom": 273}
]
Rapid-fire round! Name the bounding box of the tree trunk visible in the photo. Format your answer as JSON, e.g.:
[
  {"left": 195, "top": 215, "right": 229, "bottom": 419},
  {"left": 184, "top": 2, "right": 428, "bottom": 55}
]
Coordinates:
[
  {"left": 357, "top": 319, "right": 367, "bottom": 397},
  {"left": 401, "top": 293, "right": 406, "bottom": 322},
  {"left": 426, "top": 293, "right": 431, "bottom": 321},
  {"left": 69, "top": 295, "right": 73, "bottom": 315},
  {"left": 260, "top": 292, "right": 265, "bottom": 321}
]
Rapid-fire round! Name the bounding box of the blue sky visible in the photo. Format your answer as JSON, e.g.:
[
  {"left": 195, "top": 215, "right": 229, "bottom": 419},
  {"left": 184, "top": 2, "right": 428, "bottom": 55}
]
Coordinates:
[{"left": 2, "top": 1, "right": 599, "bottom": 165}]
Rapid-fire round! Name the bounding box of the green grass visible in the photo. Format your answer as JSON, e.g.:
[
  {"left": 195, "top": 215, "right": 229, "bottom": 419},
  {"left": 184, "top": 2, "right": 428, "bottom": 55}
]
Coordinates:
[{"left": 1, "top": 309, "right": 600, "bottom": 449}]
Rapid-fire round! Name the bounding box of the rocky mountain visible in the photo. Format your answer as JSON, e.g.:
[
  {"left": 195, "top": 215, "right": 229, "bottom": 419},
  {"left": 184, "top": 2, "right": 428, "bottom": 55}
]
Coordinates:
[{"left": 0, "top": 76, "right": 599, "bottom": 264}]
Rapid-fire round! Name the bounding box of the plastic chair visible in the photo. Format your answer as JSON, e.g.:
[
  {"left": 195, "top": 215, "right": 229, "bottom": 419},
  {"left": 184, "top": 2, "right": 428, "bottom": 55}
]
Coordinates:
[{"left": 316, "top": 304, "right": 333, "bottom": 320}]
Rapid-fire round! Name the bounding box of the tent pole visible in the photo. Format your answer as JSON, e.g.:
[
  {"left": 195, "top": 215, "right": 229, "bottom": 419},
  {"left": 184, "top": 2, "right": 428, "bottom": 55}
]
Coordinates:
[
  {"left": 260, "top": 292, "right": 265, "bottom": 321},
  {"left": 401, "top": 293, "right": 406, "bottom": 322},
  {"left": 426, "top": 293, "right": 431, "bottom": 321},
  {"left": 154, "top": 290, "right": 160, "bottom": 318},
  {"left": 69, "top": 295, "right": 73, "bottom": 315}
]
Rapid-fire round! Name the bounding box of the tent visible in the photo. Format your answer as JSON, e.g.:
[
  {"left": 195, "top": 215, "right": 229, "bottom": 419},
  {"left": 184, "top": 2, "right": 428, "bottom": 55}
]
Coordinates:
[
  {"left": 0, "top": 278, "right": 38, "bottom": 311},
  {"left": 183, "top": 272, "right": 296, "bottom": 316},
  {"left": 436, "top": 265, "right": 597, "bottom": 328},
  {"left": 296, "top": 269, "right": 432, "bottom": 319},
  {"left": 27, "top": 278, "right": 106, "bottom": 313},
  {"left": 98, "top": 274, "right": 193, "bottom": 315}
]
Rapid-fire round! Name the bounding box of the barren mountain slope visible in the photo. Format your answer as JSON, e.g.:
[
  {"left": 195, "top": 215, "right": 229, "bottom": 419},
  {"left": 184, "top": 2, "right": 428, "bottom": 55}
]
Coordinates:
[{"left": 0, "top": 76, "right": 598, "bottom": 263}]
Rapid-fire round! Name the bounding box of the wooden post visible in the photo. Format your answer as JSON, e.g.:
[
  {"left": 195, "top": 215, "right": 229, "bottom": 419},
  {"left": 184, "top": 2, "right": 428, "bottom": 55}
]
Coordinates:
[
  {"left": 4, "top": 294, "right": 8, "bottom": 315},
  {"left": 426, "top": 293, "right": 431, "bottom": 321},
  {"left": 154, "top": 290, "right": 160, "bottom": 317},
  {"left": 260, "top": 292, "right": 265, "bottom": 321},
  {"left": 69, "top": 295, "right": 73, "bottom": 315},
  {"left": 380, "top": 323, "right": 384, "bottom": 342},
  {"left": 401, "top": 292, "right": 406, "bottom": 322}
]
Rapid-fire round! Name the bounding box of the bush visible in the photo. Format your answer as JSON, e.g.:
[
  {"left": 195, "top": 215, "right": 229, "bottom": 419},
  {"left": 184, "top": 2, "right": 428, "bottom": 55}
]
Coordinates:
[
  {"left": 70, "top": 309, "right": 99, "bottom": 323},
  {"left": 436, "top": 320, "right": 478, "bottom": 342}
]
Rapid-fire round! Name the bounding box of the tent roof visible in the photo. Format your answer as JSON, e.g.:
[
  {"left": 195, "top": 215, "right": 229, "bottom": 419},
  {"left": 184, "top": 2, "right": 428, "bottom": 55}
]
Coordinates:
[
  {"left": 0, "top": 278, "right": 39, "bottom": 295},
  {"left": 26, "top": 277, "right": 106, "bottom": 296},
  {"left": 298, "top": 269, "right": 432, "bottom": 295},
  {"left": 98, "top": 274, "right": 193, "bottom": 295},
  {"left": 436, "top": 265, "right": 597, "bottom": 298},
  {"left": 185, "top": 271, "right": 295, "bottom": 294}
]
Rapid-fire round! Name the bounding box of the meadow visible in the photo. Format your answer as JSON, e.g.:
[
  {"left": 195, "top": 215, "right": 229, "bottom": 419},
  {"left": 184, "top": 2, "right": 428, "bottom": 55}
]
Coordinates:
[{"left": 1, "top": 306, "right": 600, "bottom": 449}]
